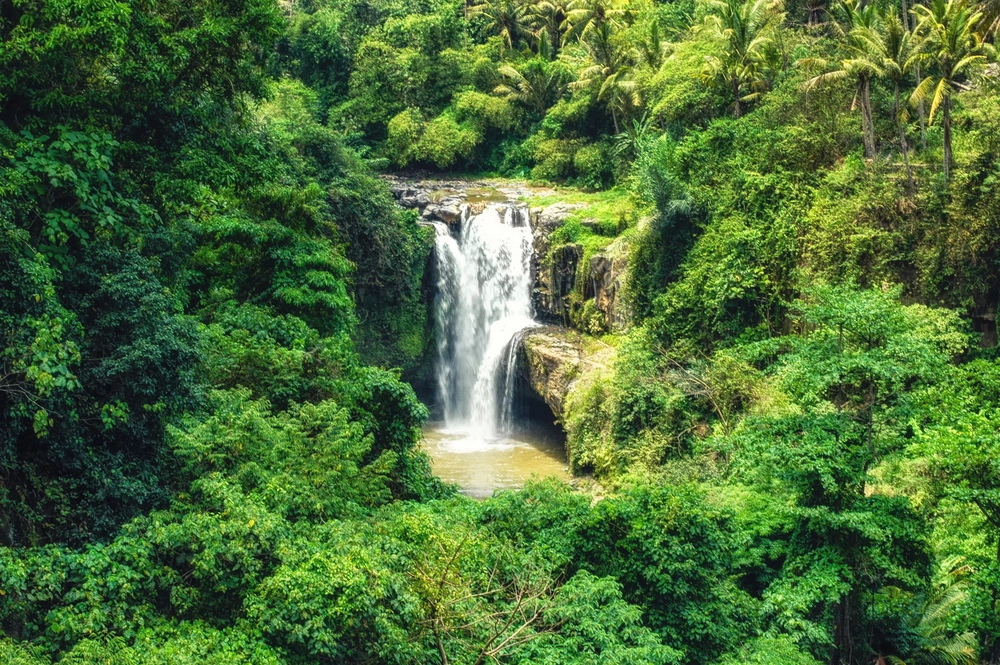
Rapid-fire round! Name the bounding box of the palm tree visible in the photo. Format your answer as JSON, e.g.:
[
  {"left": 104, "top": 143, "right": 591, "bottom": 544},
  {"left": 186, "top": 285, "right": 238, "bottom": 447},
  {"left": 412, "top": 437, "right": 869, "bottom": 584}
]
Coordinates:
[
  {"left": 807, "top": 0, "right": 827, "bottom": 28},
  {"left": 529, "top": 0, "right": 570, "bottom": 56},
  {"left": 634, "top": 20, "right": 668, "bottom": 70},
  {"left": 470, "top": 0, "right": 533, "bottom": 52},
  {"left": 802, "top": 0, "right": 884, "bottom": 159},
  {"left": 908, "top": 0, "right": 990, "bottom": 179},
  {"left": 882, "top": 559, "right": 978, "bottom": 665},
  {"left": 869, "top": 7, "right": 916, "bottom": 188},
  {"left": 569, "top": 20, "right": 638, "bottom": 132},
  {"left": 562, "top": 0, "right": 630, "bottom": 42},
  {"left": 495, "top": 57, "right": 568, "bottom": 118},
  {"left": 598, "top": 66, "right": 642, "bottom": 135},
  {"left": 977, "top": 0, "right": 1000, "bottom": 36},
  {"left": 701, "top": 0, "right": 786, "bottom": 119}
]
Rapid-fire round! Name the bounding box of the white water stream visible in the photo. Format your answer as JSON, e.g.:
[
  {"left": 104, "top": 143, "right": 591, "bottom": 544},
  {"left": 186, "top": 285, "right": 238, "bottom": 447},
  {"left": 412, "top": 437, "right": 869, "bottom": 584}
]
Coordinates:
[
  {"left": 431, "top": 203, "right": 537, "bottom": 440},
  {"left": 426, "top": 201, "right": 569, "bottom": 494}
]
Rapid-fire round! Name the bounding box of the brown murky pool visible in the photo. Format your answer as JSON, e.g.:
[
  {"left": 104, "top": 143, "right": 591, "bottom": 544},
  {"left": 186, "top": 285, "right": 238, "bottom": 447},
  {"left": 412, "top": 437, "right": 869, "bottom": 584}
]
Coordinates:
[{"left": 422, "top": 422, "right": 570, "bottom": 498}]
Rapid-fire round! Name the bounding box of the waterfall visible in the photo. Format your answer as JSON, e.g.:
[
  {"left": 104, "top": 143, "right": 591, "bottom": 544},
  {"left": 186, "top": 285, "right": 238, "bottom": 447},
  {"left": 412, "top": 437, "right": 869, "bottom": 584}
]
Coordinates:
[{"left": 432, "top": 203, "right": 536, "bottom": 439}]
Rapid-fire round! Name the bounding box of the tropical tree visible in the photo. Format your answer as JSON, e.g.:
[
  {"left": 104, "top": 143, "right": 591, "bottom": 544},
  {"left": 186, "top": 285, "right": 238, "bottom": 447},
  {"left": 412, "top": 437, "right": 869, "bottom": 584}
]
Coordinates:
[
  {"left": 908, "top": 0, "right": 991, "bottom": 179},
  {"left": 871, "top": 7, "right": 917, "bottom": 188},
  {"left": 563, "top": 0, "right": 630, "bottom": 42},
  {"left": 912, "top": 359, "right": 1000, "bottom": 662},
  {"left": 701, "top": 0, "right": 786, "bottom": 119},
  {"left": 470, "top": 0, "right": 534, "bottom": 52},
  {"left": 495, "top": 56, "right": 569, "bottom": 118},
  {"left": 803, "top": 0, "right": 885, "bottom": 159},
  {"left": 570, "top": 21, "right": 639, "bottom": 132},
  {"left": 978, "top": 0, "right": 1000, "bottom": 36},
  {"left": 729, "top": 285, "right": 965, "bottom": 664},
  {"left": 529, "top": 0, "right": 571, "bottom": 56},
  {"left": 634, "top": 20, "right": 668, "bottom": 70},
  {"left": 882, "top": 561, "right": 978, "bottom": 665},
  {"left": 598, "top": 66, "right": 642, "bottom": 135}
]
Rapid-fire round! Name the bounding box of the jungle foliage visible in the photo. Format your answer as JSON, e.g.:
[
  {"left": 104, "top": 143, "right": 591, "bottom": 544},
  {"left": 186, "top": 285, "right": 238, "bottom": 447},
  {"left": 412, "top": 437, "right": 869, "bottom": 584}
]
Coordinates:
[{"left": 3, "top": 0, "right": 1000, "bottom": 663}]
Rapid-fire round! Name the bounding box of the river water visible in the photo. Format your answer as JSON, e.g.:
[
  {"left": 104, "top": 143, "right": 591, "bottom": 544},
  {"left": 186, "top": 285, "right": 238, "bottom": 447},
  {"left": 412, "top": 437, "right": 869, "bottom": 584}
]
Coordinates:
[{"left": 422, "top": 422, "right": 570, "bottom": 497}]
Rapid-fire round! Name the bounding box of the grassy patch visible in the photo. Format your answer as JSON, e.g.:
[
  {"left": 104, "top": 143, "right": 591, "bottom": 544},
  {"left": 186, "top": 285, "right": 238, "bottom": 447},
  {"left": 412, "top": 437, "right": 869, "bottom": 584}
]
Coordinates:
[{"left": 521, "top": 187, "right": 637, "bottom": 237}]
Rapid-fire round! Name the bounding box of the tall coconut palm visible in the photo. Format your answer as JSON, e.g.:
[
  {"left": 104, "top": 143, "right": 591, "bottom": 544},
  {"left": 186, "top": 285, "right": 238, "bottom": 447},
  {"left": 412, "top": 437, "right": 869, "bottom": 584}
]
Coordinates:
[
  {"left": 529, "top": 0, "right": 570, "bottom": 56},
  {"left": 562, "top": 0, "right": 630, "bottom": 42},
  {"left": 908, "top": 0, "right": 990, "bottom": 179},
  {"left": 867, "top": 7, "right": 916, "bottom": 188},
  {"left": 470, "top": 0, "right": 533, "bottom": 52},
  {"left": 598, "top": 66, "right": 642, "bottom": 134},
  {"left": 807, "top": 0, "right": 827, "bottom": 28},
  {"left": 802, "top": 0, "right": 885, "bottom": 158},
  {"left": 701, "top": 0, "right": 786, "bottom": 119},
  {"left": 635, "top": 20, "right": 668, "bottom": 70},
  {"left": 569, "top": 21, "right": 639, "bottom": 132}
]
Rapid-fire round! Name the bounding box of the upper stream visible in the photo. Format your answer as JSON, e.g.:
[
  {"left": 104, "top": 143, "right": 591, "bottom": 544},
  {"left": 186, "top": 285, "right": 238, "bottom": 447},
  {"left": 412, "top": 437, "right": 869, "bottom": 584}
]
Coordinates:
[{"left": 424, "top": 200, "right": 569, "bottom": 494}]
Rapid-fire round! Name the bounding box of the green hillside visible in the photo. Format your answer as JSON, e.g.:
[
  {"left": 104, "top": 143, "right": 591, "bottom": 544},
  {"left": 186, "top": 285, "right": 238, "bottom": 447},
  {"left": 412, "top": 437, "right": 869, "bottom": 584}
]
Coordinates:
[{"left": 2, "top": 0, "right": 1000, "bottom": 662}]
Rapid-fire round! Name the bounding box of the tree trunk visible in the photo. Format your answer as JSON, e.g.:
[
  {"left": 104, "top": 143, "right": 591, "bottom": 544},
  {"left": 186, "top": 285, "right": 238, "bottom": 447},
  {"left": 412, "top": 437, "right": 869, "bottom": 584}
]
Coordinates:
[
  {"left": 809, "top": 0, "right": 824, "bottom": 27},
  {"left": 833, "top": 591, "right": 855, "bottom": 665},
  {"left": 942, "top": 95, "right": 952, "bottom": 179},
  {"left": 733, "top": 79, "right": 742, "bottom": 119},
  {"left": 861, "top": 76, "right": 876, "bottom": 159},
  {"left": 895, "top": 83, "right": 915, "bottom": 192},
  {"left": 916, "top": 67, "right": 927, "bottom": 151}
]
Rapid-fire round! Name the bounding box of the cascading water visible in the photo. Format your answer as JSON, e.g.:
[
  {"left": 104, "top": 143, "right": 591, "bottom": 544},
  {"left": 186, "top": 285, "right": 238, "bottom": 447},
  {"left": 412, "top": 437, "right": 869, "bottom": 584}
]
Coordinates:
[{"left": 432, "top": 203, "right": 537, "bottom": 440}]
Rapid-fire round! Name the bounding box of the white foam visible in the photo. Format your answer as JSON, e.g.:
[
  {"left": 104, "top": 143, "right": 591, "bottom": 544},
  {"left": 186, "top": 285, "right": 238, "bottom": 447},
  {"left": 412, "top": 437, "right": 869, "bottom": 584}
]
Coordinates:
[{"left": 432, "top": 204, "right": 537, "bottom": 438}]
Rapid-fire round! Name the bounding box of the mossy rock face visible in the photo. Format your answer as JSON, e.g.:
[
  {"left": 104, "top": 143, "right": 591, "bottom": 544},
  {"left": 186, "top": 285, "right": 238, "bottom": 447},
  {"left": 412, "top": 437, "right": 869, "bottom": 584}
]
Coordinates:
[
  {"left": 528, "top": 193, "right": 634, "bottom": 333},
  {"left": 520, "top": 328, "right": 583, "bottom": 419},
  {"left": 583, "top": 239, "right": 630, "bottom": 331},
  {"left": 538, "top": 241, "right": 630, "bottom": 334},
  {"left": 534, "top": 244, "right": 582, "bottom": 324},
  {"left": 530, "top": 203, "right": 585, "bottom": 323}
]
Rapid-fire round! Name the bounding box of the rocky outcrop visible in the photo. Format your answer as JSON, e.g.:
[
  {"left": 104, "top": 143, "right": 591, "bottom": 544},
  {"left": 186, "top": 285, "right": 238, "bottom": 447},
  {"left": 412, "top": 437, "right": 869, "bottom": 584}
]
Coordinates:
[
  {"left": 520, "top": 328, "right": 581, "bottom": 419},
  {"left": 384, "top": 175, "right": 545, "bottom": 231},
  {"left": 529, "top": 203, "right": 584, "bottom": 323},
  {"left": 530, "top": 202, "right": 583, "bottom": 257},
  {"left": 533, "top": 244, "right": 580, "bottom": 323},
  {"left": 533, "top": 242, "right": 630, "bottom": 331},
  {"left": 518, "top": 327, "right": 616, "bottom": 422},
  {"left": 583, "top": 241, "right": 629, "bottom": 329}
]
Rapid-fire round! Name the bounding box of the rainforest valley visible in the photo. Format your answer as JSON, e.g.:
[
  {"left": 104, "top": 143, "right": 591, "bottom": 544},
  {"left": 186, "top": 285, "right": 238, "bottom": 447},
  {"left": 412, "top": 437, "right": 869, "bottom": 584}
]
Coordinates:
[{"left": 3, "top": 0, "right": 1000, "bottom": 662}]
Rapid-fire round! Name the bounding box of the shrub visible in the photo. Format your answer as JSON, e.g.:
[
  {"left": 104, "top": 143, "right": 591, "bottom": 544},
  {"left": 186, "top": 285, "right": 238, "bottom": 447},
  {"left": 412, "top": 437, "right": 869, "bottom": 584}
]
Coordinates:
[
  {"left": 386, "top": 108, "right": 423, "bottom": 166},
  {"left": 530, "top": 138, "right": 582, "bottom": 181},
  {"left": 415, "top": 114, "right": 479, "bottom": 168},
  {"left": 573, "top": 143, "right": 610, "bottom": 189}
]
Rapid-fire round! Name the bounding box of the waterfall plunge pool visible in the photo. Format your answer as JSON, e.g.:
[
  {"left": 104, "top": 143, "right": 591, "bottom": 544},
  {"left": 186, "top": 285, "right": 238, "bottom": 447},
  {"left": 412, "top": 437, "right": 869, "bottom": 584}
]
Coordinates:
[
  {"left": 421, "top": 421, "right": 570, "bottom": 498},
  {"left": 421, "top": 199, "right": 571, "bottom": 497}
]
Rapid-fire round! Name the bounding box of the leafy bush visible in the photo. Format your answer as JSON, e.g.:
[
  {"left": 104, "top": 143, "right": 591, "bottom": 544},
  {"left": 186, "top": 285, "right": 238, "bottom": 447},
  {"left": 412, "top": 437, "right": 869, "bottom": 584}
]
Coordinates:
[
  {"left": 573, "top": 143, "right": 611, "bottom": 189},
  {"left": 530, "top": 138, "right": 583, "bottom": 181},
  {"left": 386, "top": 108, "right": 424, "bottom": 166},
  {"left": 415, "top": 113, "right": 480, "bottom": 168}
]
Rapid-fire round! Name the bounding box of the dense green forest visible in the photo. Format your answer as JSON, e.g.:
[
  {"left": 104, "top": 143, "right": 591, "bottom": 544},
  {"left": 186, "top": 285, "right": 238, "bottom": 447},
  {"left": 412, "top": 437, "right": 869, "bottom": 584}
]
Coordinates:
[{"left": 2, "top": 0, "right": 1000, "bottom": 662}]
